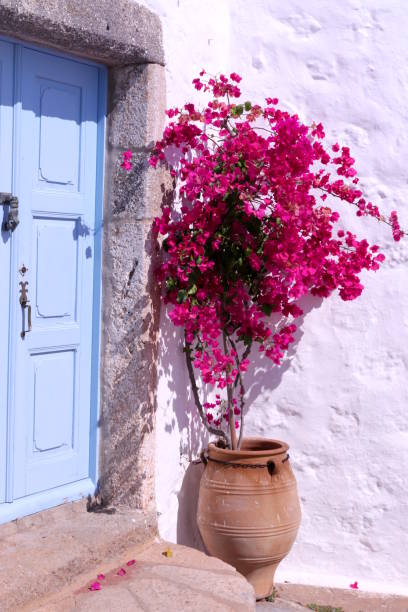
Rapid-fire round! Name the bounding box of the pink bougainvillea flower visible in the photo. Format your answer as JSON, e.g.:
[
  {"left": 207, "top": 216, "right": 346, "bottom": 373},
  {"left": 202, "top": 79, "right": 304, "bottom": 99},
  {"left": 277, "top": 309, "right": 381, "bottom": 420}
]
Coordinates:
[
  {"left": 89, "top": 581, "right": 101, "bottom": 591},
  {"left": 121, "top": 160, "right": 132, "bottom": 171},
  {"left": 120, "top": 150, "right": 133, "bottom": 171},
  {"left": 126, "top": 559, "right": 136, "bottom": 566},
  {"left": 349, "top": 581, "right": 359, "bottom": 589},
  {"left": 97, "top": 573, "right": 105, "bottom": 580},
  {"left": 117, "top": 568, "right": 126, "bottom": 576}
]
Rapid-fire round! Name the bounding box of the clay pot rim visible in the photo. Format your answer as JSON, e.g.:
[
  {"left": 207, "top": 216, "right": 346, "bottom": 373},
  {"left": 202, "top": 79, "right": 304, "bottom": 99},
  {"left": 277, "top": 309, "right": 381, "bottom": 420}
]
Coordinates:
[{"left": 208, "top": 436, "right": 289, "bottom": 461}]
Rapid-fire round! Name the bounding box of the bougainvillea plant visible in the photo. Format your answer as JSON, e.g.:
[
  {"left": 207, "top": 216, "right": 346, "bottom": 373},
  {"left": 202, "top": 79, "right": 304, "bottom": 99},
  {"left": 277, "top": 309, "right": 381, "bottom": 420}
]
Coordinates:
[{"left": 122, "top": 71, "right": 404, "bottom": 450}]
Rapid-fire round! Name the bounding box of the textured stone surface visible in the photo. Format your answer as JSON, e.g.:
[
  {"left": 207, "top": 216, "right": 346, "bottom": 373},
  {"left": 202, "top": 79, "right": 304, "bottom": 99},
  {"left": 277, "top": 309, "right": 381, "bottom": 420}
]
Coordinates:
[
  {"left": 0, "top": 0, "right": 163, "bottom": 66},
  {"left": 257, "top": 601, "right": 307, "bottom": 612},
  {"left": 0, "top": 500, "right": 156, "bottom": 611},
  {"left": 275, "top": 582, "right": 408, "bottom": 612},
  {"left": 143, "top": 0, "right": 408, "bottom": 597},
  {"left": 98, "top": 61, "right": 167, "bottom": 509},
  {"left": 29, "top": 542, "right": 255, "bottom": 612}
]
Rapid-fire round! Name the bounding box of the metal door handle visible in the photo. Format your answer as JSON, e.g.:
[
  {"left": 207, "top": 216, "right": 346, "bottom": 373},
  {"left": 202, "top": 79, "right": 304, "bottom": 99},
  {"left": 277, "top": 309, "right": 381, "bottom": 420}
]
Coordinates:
[
  {"left": 19, "top": 281, "right": 32, "bottom": 338},
  {"left": 0, "top": 192, "right": 19, "bottom": 232},
  {"left": 27, "top": 303, "right": 32, "bottom": 333}
]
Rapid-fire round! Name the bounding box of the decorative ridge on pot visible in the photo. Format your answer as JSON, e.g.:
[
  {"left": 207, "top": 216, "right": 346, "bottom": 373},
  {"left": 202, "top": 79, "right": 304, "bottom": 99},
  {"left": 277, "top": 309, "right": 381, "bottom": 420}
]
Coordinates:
[{"left": 207, "top": 437, "right": 289, "bottom": 465}]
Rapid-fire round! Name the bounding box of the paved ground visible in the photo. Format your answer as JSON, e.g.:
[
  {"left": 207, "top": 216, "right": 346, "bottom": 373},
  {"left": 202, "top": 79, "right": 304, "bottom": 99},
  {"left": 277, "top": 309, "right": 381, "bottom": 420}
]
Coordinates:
[
  {"left": 273, "top": 583, "right": 408, "bottom": 612},
  {"left": 256, "top": 584, "right": 408, "bottom": 612},
  {"left": 0, "top": 500, "right": 157, "bottom": 611},
  {"left": 257, "top": 599, "right": 307, "bottom": 611},
  {"left": 28, "top": 541, "right": 255, "bottom": 611},
  {"left": 1, "top": 499, "right": 407, "bottom": 612}
]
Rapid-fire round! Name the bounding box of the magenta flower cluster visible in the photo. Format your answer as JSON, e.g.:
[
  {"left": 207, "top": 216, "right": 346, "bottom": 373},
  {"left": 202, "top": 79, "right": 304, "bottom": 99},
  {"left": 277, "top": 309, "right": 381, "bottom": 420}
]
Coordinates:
[{"left": 122, "top": 71, "right": 403, "bottom": 447}]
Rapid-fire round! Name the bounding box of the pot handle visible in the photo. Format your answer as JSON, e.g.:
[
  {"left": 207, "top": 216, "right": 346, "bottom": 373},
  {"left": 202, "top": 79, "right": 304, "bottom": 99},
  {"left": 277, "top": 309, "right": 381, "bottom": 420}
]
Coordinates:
[
  {"left": 267, "top": 460, "right": 275, "bottom": 475},
  {"left": 200, "top": 450, "right": 208, "bottom": 465}
]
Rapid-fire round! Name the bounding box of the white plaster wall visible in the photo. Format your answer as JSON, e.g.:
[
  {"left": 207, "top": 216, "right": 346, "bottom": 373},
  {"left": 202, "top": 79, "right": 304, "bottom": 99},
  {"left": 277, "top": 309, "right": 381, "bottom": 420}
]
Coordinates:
[{"left": 138, "top": 0, "right": 408, "bottom": 595}]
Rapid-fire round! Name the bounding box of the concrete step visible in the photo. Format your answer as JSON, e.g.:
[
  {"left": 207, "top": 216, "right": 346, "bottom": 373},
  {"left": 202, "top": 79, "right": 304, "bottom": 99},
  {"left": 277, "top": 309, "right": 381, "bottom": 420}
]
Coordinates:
[
  {"left": 0, "top": 499, "right": 157, "bottom": 611},
  {"left": 27, "top": 541, "right": 255, "bottom": 611}
]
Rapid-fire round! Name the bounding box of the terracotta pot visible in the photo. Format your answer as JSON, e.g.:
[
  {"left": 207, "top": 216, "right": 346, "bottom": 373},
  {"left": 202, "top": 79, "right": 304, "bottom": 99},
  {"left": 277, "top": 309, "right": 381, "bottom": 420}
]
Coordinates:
[{"left": 197, "top": 437, "right": 301, "bottom": 599}]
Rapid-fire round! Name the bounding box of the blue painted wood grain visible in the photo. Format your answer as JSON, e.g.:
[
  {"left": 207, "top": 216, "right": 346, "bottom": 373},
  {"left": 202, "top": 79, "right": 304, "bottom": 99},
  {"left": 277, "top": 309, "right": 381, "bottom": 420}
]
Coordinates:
[{"left": 0, "top": 40, "right": 14, "bottom": 505}]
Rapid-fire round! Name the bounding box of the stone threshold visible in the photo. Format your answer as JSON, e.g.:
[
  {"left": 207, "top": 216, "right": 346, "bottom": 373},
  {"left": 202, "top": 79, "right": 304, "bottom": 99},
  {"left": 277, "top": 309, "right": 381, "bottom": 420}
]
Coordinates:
[{"left": 0, "top": 499, "right": 157, "bottom": 611}]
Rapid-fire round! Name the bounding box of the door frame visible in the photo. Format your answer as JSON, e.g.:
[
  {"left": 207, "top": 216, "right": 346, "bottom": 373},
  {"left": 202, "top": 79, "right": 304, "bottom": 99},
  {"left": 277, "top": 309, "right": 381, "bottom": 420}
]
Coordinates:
[
  {"left": 0, "top": 34, "right": 107, "bottom": 523},
  {"left": 0, "top": 0, "right": 165, "bottom": 518}
]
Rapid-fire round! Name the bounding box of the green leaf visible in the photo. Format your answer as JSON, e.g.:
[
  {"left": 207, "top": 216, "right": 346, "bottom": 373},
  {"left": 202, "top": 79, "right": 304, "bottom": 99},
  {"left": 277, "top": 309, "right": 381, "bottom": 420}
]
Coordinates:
[
  {"left": 231, "top": 104, "right": 244, "bottom": 117},
  {"left": 244, "top": 101, "right": 252, "bottom": 111},
  {"left": 238, "top": 334, "right": 253, "bottom": 347},
  {"left": 261, "top": 304, "right": 273, "bottom": 316},
  {"left": 187, "top": 284, "right": 197, "bottom": 296},
  {"left": 176, "top": 289, "right": 187, "bottom": 304},
  {"left": 166, "top": 277, "right": 177, "bottom": 290}
]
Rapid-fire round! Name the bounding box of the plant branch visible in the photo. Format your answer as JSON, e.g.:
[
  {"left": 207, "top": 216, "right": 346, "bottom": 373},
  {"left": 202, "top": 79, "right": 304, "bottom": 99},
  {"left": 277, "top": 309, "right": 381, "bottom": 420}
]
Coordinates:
[
  {"left": 223, "top": 332, "right": 238, "bottom": 450},
  {"left": 242, "top": 344, "right": 252, "bottom": 362},
  {"left": 229, "top": 337, "right": 249, "bottom": 450},
  {"left": 317, "top": 186, "right": 407, "bottom": 237},
  {"left": 184, "top": 335, "right": 229, "bottom": 446}
]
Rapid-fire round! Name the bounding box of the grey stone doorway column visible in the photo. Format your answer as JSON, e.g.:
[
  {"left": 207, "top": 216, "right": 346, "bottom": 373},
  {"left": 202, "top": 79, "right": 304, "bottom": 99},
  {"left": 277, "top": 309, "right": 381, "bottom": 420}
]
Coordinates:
[{"left": 0, "top": 0, "right": 166, "bottom": 510}]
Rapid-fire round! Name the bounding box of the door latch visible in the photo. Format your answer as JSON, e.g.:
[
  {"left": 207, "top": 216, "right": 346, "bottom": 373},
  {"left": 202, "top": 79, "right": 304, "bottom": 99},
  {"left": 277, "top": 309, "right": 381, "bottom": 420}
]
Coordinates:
[
  {"left": 19, "top": 280, "right": 32, "bottom": 338},
  {"left": 0, "top": 192, "right": 19, "bottom": 232}
]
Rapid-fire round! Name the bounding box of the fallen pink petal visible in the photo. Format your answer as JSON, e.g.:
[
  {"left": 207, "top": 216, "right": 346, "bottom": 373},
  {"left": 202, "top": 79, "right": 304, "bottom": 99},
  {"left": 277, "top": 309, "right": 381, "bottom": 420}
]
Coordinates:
[
  {"left": 97, "top": 573, "right": 105, "bottom": 580},
  {"left": 126, "top": 560, "right": 136, "bottom": 566},
  {"left": 350, "top": 581, "right": 359, "bottom": 589},
  {"left": 89, "top": 581, "right": 101, "bottom": 591},
  {"left": 117, "top": 568, "right": 126, "bottom": 576}
]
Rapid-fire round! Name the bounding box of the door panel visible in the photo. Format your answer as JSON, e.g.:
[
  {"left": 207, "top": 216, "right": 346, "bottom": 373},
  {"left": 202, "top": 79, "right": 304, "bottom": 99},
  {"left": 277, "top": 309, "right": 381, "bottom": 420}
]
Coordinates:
[
  {"left": 0, "top": 40, "right": 14, "bottom": 504},
  {"left": 35, "top": 218, "right": 78, "bottom": 321},
  {"left": 38, "top": 82, "right": 81, "bottom": 187},
  {"left": 32, "top": 350, "right": 76, "bottom": 452},
  {"left": 0, "top": 40, "right": 103, "bottom": 508},
  {"left": 12, "top": 48, "right": 99, "bottom": 499}
]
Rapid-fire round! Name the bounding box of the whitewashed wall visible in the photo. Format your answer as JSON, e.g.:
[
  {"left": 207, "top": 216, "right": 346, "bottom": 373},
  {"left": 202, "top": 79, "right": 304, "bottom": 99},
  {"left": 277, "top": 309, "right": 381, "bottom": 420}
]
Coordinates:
[{"left": 138, "top": 0, "right": 408, "bottom": 595}]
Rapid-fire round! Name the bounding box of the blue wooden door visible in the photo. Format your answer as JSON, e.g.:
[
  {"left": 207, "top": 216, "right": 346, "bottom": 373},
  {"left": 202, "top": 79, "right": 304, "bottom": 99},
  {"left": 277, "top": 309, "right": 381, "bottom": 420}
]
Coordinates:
[{"left": 0, "top": 40, "right": 105, "bottom": 521}]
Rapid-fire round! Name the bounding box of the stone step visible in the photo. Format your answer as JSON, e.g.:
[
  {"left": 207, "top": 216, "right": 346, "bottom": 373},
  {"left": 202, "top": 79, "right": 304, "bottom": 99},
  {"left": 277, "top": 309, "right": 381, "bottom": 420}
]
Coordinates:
[
  {"left": 26, "top": 541, "right": 256, "bottom": 611},
  {"left": 0, "top": 500, "right": 157, "bottom": 611},
  {"left": 2, "top": 500, "right": 406, "bottom": 612}
]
